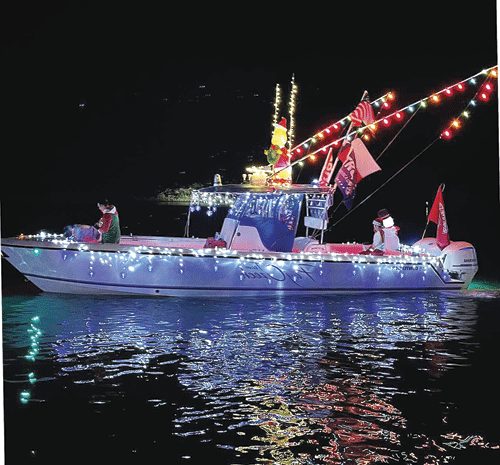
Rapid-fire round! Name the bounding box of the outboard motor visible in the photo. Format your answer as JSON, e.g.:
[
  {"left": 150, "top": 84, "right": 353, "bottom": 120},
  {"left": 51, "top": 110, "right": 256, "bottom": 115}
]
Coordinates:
[
  {"left": 413, "top": 238, "right": 478, "bottom": 288},
  {"left": 441, "top": 241, "right": 478, "bottom": 286}
]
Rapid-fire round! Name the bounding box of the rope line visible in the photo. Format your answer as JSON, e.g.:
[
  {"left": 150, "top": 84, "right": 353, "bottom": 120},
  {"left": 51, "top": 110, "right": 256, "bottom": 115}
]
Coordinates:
[
  {"left": 328, "top": 138, "right": 440, "bottom": 230},
  {"left": 375, "top": 106, "right": 421, "bottom": 161}
]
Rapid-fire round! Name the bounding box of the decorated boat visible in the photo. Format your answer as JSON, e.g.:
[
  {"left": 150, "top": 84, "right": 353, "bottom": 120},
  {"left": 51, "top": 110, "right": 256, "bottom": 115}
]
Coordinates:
[
  {"left": 3, "top": 66, "right": 496, "bottom": 296},
  {"left": 0, "top": 182, "right": 478, "bottom": 296}
]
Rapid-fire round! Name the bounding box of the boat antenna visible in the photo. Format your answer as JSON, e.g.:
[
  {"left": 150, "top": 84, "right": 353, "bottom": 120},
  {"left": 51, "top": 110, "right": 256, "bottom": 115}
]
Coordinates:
[
  {"left": 287, "top": 74, "right": 298, "bottom": 151},
  {"left": 421, "top": 183, "right": 445, "bottom": 239}
]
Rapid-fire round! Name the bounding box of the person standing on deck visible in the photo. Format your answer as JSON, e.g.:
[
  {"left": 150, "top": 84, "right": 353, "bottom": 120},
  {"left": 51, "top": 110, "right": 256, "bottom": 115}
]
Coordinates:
[{"left": 96, "top": 201, "right": 121, "bottom": 244}]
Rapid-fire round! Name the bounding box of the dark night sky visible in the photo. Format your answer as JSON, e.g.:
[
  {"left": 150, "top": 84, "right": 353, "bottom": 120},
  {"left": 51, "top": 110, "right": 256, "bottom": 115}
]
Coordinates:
[{"left": 2, "top": 2, "right": 499, "bottom": 274}]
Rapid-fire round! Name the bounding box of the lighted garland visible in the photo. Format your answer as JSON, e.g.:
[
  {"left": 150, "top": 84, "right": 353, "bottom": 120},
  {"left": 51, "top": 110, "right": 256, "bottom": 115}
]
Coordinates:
[
  {"left": 189, "top": 190, "right": 238, "bottom": 216},
  {"left": 290, "top": 92, "right": 395, "bottom": 158},
  {"left": 272, "top": 83, "right": 281, "bottom": 128},
  {"left": 288, "top": 75, "right": 298, "bottom": 150},
  {"left": 441, "top": 67, "right": 497, "bottom": 139},
  {"left": 291, "top": 65, "right": 497, "bottom": 167},
  {"left": 18, "top": 233, "right": 443, "bottom": 269}
]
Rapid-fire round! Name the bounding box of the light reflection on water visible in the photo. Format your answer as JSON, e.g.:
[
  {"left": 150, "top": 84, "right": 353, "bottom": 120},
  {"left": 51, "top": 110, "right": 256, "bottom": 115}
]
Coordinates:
[{"left": 3, "top": 291, "right": 500, "bottom": 463}]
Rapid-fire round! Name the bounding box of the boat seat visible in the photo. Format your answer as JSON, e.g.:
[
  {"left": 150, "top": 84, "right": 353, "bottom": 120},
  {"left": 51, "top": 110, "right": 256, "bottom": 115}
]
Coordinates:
[
  {"left": 293, "top": 237, "right": 319, "bottom": 252},
  {"left": 218, "top": 218, "right": 239, "bottom": 248}
]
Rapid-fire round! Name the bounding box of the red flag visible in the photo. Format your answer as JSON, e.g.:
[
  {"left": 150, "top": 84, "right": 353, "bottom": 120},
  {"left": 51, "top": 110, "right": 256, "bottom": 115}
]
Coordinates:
[
  {"left": 428, "top": 186, "right": 450, "bottom": 250},
  {"left": 318, "top": 148, "right": 335, "bottom": 186},
  {"left": 349, "top": 101, "right": 375, "bottom": 127},
  {"left": 337, "top": 142, "right": 353, "bottom": 163}
]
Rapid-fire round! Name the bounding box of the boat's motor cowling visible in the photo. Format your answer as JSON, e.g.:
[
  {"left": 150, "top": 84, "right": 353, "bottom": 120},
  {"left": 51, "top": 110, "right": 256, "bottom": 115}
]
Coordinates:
[
  {"left": 441, "top": 241, "right": 478, "bottom": 287},
  {"left": 413, "top": 238, "right": 478, "bottom": 288}
]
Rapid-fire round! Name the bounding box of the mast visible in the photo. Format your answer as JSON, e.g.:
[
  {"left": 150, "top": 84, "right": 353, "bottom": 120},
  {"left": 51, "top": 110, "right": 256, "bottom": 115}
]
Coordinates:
[{"left": 272, "top": 83, "right": 281, "bottom": 129}]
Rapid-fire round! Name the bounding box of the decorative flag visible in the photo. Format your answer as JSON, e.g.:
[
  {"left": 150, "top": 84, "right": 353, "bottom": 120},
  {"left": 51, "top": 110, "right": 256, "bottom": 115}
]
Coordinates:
[
  {"left": 318, "top": 148, "right": 335, "bottom": 186},
  {"left": 350, "top": 139, "right": 381, "bottom": 181},
  {"left": 428, "top": 186, "right": 450, "bottom": 249},
  {"left": 334, "top": 139, "right": 381, "bottom": 210},
  {"left": 334, "top": 154, "right": 357, "bottom": 210},
  {"left": 349, "top": 96, "right": 375, "bottom": 127}
]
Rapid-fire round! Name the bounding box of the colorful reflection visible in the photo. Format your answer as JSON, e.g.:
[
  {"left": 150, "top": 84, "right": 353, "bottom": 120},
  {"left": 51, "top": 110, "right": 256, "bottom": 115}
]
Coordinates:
[{"left": 3, "top": 291, "right": 500, "bottom": 462}]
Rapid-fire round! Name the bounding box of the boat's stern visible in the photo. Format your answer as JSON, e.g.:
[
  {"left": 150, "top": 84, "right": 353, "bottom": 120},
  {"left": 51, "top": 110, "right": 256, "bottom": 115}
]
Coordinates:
[{"left": 413, "top": 238, "right": 478, "bottom": 289}]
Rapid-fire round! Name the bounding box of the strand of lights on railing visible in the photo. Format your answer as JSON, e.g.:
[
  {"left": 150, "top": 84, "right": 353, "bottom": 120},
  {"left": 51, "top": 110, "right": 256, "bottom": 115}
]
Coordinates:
[
  {"left": 296, "top": 65, "right": 497, "bottom": 164},
  {"left": 21, "top": 233, "right": 443, "bottom": 273}
]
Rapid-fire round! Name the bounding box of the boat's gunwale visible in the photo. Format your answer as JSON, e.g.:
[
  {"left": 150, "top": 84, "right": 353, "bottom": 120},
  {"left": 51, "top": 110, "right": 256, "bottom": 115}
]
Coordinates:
[{"left": 1, "top": 236, "right": 439, "bottom": 266}]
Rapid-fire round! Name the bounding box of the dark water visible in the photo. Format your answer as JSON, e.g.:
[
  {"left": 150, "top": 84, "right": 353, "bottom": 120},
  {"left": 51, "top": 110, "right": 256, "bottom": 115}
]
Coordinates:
[{"left": 3, "top": 290, "right": 500, "bottom": 464}]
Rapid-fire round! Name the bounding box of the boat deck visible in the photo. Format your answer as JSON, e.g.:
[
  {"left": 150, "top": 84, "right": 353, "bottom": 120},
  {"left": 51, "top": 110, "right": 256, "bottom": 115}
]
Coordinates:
[
  {"left": 119, "top": 235, "right": 207, "bottom": 249},
  {"left": 4, "top": 234, "right": 407, "bottom": 257}
]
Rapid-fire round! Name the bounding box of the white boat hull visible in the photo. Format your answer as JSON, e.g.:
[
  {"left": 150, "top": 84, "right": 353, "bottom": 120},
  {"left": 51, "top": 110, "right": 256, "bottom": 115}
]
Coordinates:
[{"left": 1, "top": 236, "right": 472, "bottom": 296}]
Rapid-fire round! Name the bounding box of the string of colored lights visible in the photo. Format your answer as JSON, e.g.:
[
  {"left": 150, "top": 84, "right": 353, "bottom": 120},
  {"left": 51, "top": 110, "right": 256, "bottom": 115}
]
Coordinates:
[
  {"left": 290, "top": 92, "right": 395, "bottom": 158},
  {"left": 290, "top": 65, "right": 497, "bottom": 168},
  {"left": 441, "top": 67, "right": 497, "bottom": 139}
]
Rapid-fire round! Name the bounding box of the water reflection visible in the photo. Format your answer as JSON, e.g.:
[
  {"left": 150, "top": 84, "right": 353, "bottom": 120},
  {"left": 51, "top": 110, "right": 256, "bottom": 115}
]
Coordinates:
[{"left": 3, "top": 291, "right": 499, "bottom": 463}]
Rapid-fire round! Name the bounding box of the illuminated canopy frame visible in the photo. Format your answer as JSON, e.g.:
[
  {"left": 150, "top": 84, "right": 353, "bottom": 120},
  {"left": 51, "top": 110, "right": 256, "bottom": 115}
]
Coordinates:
[{"left": 189, "top": 184, "right": 336, "bottom": 249}]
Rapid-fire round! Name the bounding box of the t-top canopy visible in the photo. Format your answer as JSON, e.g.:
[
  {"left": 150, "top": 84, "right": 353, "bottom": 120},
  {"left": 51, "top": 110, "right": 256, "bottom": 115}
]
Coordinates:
[
  {"left": 189, "top": 184, "right": 335, "bottom": 252},
  {"left": 195, "top": 183, "right": 336, "bottom": 195},
  {"left": 190, "top": 184, "right": 334, "bottom": 210}
]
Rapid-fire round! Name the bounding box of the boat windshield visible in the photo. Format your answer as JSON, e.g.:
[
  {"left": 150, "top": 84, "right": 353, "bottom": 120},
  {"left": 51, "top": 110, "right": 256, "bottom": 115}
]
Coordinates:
[
  {"left": 228, "top": 193, "right": 303, "bottom": 231},
  {"left": 226, "top": 192, "right": 304, "bottom": 252}
]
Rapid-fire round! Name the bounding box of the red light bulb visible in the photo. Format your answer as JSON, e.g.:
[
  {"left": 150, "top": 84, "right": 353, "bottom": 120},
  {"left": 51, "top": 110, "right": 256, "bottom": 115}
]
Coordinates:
[{"left": 441, "top": 129, "right": 453, "bottom": 139}]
